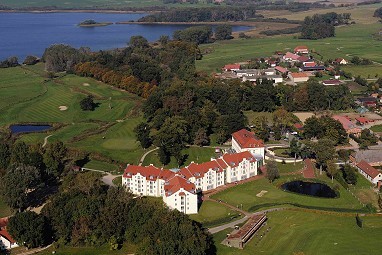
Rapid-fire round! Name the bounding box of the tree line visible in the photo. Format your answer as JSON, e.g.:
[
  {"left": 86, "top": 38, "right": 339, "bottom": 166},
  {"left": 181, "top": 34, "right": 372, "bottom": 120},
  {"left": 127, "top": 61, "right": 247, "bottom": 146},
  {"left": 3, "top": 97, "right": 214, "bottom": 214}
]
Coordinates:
[{"left": 300, "top": 12, "right": 351, "bottom": 40}]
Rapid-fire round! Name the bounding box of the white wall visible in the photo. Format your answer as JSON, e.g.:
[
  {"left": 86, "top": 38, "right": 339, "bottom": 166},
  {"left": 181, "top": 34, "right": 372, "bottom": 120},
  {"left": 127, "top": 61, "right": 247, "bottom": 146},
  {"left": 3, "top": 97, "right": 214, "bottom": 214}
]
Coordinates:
[{"left": 163, "top": 189, "right": 198, "bottom": 214}]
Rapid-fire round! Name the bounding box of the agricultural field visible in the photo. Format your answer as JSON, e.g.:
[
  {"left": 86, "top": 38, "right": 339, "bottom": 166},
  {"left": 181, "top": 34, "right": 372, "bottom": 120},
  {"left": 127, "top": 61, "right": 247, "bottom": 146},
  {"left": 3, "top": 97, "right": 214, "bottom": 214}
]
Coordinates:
[
  {"left": 370, "top": 124, "right": 382, "bottom": 132},
  {"left": 212, "top": 175, "right": 364, "bottom": 213},
  {"left": 189, "top": 200, "right": 242, "bottom": 227},
  {"left": 214, "top": 210, "right": 382, "bottom": 255},
  {"left": 197, "top": 23, "right": 382, "bottom": 74}
]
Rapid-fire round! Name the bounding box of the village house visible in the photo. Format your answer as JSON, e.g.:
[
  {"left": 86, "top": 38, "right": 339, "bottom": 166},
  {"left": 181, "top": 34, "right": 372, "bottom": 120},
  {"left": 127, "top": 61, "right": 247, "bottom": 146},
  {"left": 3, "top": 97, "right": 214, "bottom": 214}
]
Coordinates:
[
  {"left": 223, "top": 64, "right": 241, "bottom": 72},
  {"left": 301, "top": 65, "right": 325, "bottom": 72},
  {"left": 334, "top": 58, "right": 348, "bottom": 65},
  {"left": 0, "top": 218, "right": 18, "bottom": 250},
  {"left": 355, "top": 160, "right": 382, "bottom": 185},
  {"left": 275, "top": 66, "right": 288, "bottom": 75},
  {"left": 297, "top": 55, "right": 311, "bottom": 63},
  {"left": 288, "top": 72, "right": 310, "bottom": 83},
  {"left": 332, "top": 115, "right": 362, "bottom": 136},
  {"left": 294, "top": 45, "right": 309, "bottom": 54},
  {"left": 283, "top": 52, "right": 300, "bottom": 62},
  {"left": 356, "top": 97, "right": 378, "bottom": 108},
  {"left": 242, "top": 74, "right": 283, "bottom": 84}
]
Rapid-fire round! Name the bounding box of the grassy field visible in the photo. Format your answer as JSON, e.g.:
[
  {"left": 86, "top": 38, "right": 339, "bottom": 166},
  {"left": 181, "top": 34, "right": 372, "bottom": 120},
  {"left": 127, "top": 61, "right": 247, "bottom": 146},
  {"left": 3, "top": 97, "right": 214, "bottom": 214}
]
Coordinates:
[
  {"left": 273, "top": 148, "right": 292, "bottom": 158},
  {"left": 214, "top": 210, "right": 382, "bottom": 255},
  {"left": 277, "top": 161, "right": 304, "bottom": 173},
  {"left": 0, "top": 64, "right": 144, "bottom": 165},
  {"left": 212, "top": 175, "right": 364, "bottom": 213},
  {"left": 342, "top": 64, "right": 382, "bottom": 79},
  {"left": 142, "top": 146, "right": 217, "bottom": 168},
  {"left": 189, "top": 200, "right": 241, "bottom": 227},
  {"left": 0, "top": 197, "right": 11, "bottom": 218},
  {"left": 197, "top": 23, "right": 382, "bottom": 74},
  {"left": 370, "top": 124, "right": 382, "bottom": 132},
  {"left": 83, "top": 160, "right": 120, "bottom": 172}
]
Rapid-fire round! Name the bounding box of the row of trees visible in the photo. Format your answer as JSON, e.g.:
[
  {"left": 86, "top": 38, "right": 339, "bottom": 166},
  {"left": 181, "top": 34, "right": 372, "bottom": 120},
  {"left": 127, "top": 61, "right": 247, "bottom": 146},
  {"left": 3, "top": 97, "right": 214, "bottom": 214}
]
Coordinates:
[
  {"left": 138, "top": 7, "right": 257, "bottom": 22},
  {"left": 8, "top": 172, "right": 215, "bottom": 254}
]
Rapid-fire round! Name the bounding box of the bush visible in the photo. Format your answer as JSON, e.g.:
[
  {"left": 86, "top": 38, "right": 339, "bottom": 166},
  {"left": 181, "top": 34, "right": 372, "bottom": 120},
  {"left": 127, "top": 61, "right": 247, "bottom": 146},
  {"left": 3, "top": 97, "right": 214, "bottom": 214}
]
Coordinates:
[{"left": 23, "top": 55, "right": 39, "bottom": 65}]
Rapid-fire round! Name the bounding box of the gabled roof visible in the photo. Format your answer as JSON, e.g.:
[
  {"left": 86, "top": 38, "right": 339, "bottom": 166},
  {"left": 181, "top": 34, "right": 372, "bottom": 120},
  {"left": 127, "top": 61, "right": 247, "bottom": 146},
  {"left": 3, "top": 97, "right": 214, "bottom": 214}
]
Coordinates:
[
  {"left": 223, "top": 64, "right": 241, "bottom": 70},
  {"left": 356, "top": 160, "right": 381, "bottom": 179},
  {"left": 332, "top": 115, "right": 356, "bottom": 130},
  {"left": 222, "top": 151, "right": 256, "bottom": 168},
  {"left": 123, "top": 165, "right": 165, "bottom": 181},
  {"left": 322, "top": 80, "right": 342, "bottom": 85},
  {"left": 164, "top": 174, "right": 195, "bottom": 197},
  {"left": 297, "top": 55, "right": 310, "bottom": 62},
  {"left": 294, "top": 45, "right": 308, "bottom": 52},
  {"left": 275, "top": 66, "right": 288, "bottom": 73},
  {"left": 355, "top": 117, "right": 372, "bottom": 124},
  {"left": 181, "top": 159, "right": 226, "bottom": 179},
  {"left": 304, "top": 62, "right": 316, "bottom": 67},
  {"left": 0, "top": 218, "right": 9, "bottom": 229},
  {"left": 335, "top": 58, "right": 346, "bottom": 62},
  {"left": 289, "top": 72, "right": 309, "bottom": 78},
  {"left": 0, "top": 229, "right": 16, "bottom": 244},
  {"left": 284, "top": 52, "right": 300, "bottom": 60},
  {"left": 232, "top": 129, "right": 264, "bottom": 149}
]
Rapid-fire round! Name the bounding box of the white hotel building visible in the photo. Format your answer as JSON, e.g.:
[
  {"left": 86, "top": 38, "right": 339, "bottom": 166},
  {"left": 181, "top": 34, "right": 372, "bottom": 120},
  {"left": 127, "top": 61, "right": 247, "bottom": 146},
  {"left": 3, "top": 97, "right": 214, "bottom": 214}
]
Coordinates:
[{"left": 122, "top": 129, "right": 265, "bottom": 214}]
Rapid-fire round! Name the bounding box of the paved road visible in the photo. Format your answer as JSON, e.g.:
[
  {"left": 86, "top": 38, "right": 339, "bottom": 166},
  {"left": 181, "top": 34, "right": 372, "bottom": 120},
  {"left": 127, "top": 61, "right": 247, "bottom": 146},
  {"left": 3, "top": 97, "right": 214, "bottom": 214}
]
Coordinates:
[
  {"left": 139, "top": 147, "right": 159, "bottom": 166},
  {"left": 102, "top": 173, "right": 122, "bottom": 187}
]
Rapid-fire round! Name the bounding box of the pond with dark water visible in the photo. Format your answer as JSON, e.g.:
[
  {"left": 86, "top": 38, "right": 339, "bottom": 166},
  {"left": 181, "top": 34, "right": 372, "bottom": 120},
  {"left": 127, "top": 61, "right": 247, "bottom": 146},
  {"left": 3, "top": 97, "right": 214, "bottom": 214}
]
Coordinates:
[
  {"left": 10, "top": 124, "right": 52, "bottom": 134},
  {"left": 0, "top": 12, "right": 252, "bottom": 60},
  {"left": 281, "top": 180, "right": 338, "bottom": 198}
]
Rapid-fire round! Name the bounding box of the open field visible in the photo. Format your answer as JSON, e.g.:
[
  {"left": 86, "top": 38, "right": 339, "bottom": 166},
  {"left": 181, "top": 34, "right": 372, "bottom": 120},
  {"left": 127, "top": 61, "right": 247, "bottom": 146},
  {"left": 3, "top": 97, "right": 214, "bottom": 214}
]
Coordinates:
[
  {"left": 189, "top": 200, "right": 241, "bottom": 227},
  {"left": 371, "top": 125, "right": 382, "bottom": 132},
  {"left": 83, "top": 160, "right": 120, "bottom": 172},
  {"left": 277, "top": 161, "right": 304, "bottom": 173},
  {"left": 142, "top": 146, "right": 217, "bottom": 168},
  {"left": 214, "top": 210, "right": 382, "bottom": 255},
  {"left": 259, "top": 3, "right": 382, "bottom": 25},
  {"left": 342, "top": 64, "right": 382, "bottom": 79},
  {"left": 212, "top": 175, "right": 364, "bottom": 213},
  {"left": 197, "top": 23, "right": 382, "bottom": 74}
]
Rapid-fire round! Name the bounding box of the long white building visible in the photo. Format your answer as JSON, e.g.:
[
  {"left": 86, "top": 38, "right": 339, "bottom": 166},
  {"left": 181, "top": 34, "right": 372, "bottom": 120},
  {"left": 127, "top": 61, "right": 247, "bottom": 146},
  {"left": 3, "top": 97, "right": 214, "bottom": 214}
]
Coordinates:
[{"left": 122, "top": 129, "right": 265, "bottom": 214}]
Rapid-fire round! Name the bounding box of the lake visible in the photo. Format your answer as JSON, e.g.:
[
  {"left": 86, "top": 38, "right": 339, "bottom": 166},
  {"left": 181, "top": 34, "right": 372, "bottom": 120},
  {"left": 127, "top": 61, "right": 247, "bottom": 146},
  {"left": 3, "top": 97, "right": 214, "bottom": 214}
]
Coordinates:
[
  {"left": 281, "top": 180, "right": 338, "bottom": 198},
  {"left": 10, "top": 124, "right": 52, "bottom": 134},
  {"left": 0, "top": 12, "right": 251, "bottom": 61}
]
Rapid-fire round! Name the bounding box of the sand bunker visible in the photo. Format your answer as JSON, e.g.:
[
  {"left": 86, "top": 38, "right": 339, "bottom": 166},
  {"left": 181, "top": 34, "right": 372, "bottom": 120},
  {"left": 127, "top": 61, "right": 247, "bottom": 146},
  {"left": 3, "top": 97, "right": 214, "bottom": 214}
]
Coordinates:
[
  {"left": 83, "top": 83, "right": 90, "bottom": 86},
  {"left": 59, "top": 106, "right": 68, "bottom": 111},
  {"left": 256, "top": 190, "right": 268, "bottom": 197}
]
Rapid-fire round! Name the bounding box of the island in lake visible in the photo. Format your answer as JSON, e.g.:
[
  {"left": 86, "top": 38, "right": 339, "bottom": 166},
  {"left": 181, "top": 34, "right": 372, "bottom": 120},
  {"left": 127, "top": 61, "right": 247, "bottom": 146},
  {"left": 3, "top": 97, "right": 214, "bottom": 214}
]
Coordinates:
[{"left": 78, "top": 19, "right": 113, "bottom": 27}]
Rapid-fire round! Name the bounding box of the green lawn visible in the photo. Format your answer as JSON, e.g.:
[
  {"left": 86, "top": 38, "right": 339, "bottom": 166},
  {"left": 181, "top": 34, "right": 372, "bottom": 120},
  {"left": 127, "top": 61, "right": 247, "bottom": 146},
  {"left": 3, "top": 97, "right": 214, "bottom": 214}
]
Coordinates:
[
  {"left": 0, "top": 196, "right": 12, "bottom": 218},
  {"left": 112, "top": 176, "right": 122, "bottom": 186},
  {"left": 277, "top": 161, "right": 304, "bottom": 174},
  {"left": 142, "top": 146, "right": 217, "bottom": 168},
  {"left": 273, "top": 148, "right": 292, "bottom": 158},
  {"left": 244, "top": 111, "right": 273, "bottom": 126},
  {"left": 189, "top": 200, "right": 241, "bottom": 227},
  {"left": 214, "top": 210, "right": 382, "bottom": 255},
  {"left": 212, "top": 176, "right": 364, "bottom": 213},
  {"left": 83, "top": 160, "right": 120, "bottom": 173},
  {"left": 197, "top": 23, "right": 382, "bottom": 74},
  {"left": 342, "top": 64, "right": 382, "bottom": 79},
  {"left": 370, "top": 125, "right": 382, "bottom": 132}
]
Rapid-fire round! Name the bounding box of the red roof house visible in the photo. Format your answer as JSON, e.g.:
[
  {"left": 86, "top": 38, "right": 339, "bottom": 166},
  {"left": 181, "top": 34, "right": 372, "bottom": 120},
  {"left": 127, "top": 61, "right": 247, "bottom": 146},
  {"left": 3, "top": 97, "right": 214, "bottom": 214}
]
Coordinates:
[
  {"left": 275, "top": 66, "right": 288, "bottom": 74},
  {"left": 232, "top": 129, "right": 264, "bottom": 149},
  {"left": 223, "top": 64, "right": 241, "bottom": 72},
  {"left": 356, "top": 160, "right": 382, "bottom": 184},
  {"left": 283, "top": 52, "right": 300, "bottom": 61},
  {"left": 294, "top": 46, "right": 309, "bottom": 54}
]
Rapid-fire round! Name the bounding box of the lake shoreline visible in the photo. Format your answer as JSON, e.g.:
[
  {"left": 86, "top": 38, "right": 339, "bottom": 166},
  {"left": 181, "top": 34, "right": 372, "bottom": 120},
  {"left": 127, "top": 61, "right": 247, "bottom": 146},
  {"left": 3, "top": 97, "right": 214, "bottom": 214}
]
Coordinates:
[
  {"left": 0, "top": 9, "right": 151, "bottom": 14},
  {"left": 116, "top": 21, "right": 257, "bottom": 27}
]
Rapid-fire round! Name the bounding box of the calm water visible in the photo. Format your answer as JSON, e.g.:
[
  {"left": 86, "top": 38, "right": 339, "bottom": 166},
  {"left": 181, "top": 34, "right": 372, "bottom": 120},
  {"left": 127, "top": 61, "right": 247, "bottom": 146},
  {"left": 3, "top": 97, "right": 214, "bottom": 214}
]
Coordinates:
[
  {"left": 10, "top": 124, "right": 52, "bottom": 134},
  {"left": 281, "top": 180, "right": 337, "bottom": 198},
  {"left": 0, "top": 12, "right": 251, "bottom": 60}
]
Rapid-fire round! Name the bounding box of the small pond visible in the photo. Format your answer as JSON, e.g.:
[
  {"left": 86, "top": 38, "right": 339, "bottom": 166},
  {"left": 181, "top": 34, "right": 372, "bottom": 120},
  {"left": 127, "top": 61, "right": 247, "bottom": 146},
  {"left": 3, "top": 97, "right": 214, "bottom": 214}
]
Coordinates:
[
  {"left": 10, "top": 125, "right": 52, "bottom": 134},
  {"left": 281, "top": 180, "right": 337, "bottom": 198}
]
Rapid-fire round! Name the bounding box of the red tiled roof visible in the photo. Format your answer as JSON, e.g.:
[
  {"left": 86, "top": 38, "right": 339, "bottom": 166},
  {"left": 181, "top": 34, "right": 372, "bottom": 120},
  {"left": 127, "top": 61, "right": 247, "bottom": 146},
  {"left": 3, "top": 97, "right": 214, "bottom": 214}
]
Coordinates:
[
  {"left": 123, "top": 165, "right": 165, "bottom": 181},
  {"left": 284, "top": 52, "right": 300, "bottom": 60},
  {"left": 232, "top": 129, "right": 264, "bottom": 149},
  {"left": 181, "top": 160, "right": 226, "bottom": 179},
  {"left": 294, "top": 46, "right": 308, "bottom": 52},
  {"left": 223, "top": 64, "right": 241, "bottom": 70},
  {"left": 164, "top": 175, "right": 195, "bottom": 196},
  {"left": 275, "top": 66, "right": 288, "bottom": 73},
  {"left": 355, "top": 117, "right": 372, "bottom": 124},
  {"left": 294, "top": 123, "right": 303, "bottom": 130},
  {"left": 356, "top": 160, "right": 381, "bottom": 179},
  {"left": 298, "top": 56, "right": 310, "bottom": 62},
  {"left": 222, "top": 151, "right": 256, "bottom": 168},
  {"left": 304, "top": 62, "right": 316, "bottom": 67},
  {"left": 0, "top": 229, "right": 16, "bottom": 244},
  {"left": 335, "top": 58, "right": 345, "bottom": 62},
  {"left": 289, "top": 72, "right": 309, "bottom": 78},
  {"left": 332, "top": 115, "right": 356, "bottom": 130}
]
